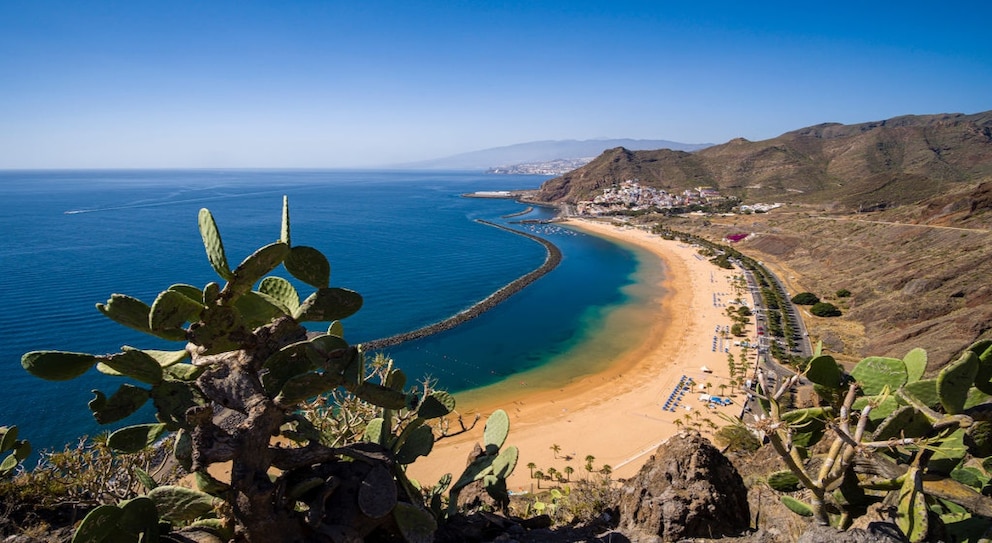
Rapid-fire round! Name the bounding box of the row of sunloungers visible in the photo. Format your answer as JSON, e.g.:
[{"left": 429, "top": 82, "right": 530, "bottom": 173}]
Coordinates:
[{"left": 663, "top": 375, "right": 694, "bottom": 412}]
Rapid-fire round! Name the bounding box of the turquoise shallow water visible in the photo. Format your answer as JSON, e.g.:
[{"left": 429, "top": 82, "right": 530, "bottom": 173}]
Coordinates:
[{"left": 0, "top": 169, "right": 639, "bottom": 454}]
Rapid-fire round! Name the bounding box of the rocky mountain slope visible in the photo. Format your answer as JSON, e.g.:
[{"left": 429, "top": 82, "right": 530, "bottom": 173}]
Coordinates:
[{"left": 537, "top": 111, "right": 992, "bottom": 211}]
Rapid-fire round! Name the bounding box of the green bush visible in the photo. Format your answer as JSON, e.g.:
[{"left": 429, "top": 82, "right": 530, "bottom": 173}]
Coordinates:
[
  {"left": 810, "top": 301, "right": 842, "bottom": 317},
  {"left": 835, "top": 288, "right": 852, "bottom": 298},
  {"left": 790, "top": 292, "right": 820, "bottom": 305}
]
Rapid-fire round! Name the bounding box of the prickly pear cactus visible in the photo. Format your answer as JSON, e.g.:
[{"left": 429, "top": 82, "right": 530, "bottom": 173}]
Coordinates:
[
  {"left": 0, "top": 425, "right": 31, "bottom": 477},
  {"left": 761, "top": 341, "right": 992, "bottom": 541},
  {"left": 22, "top": 198, "right": 507, "bottom": 543},
  {"left": 447, "top": 409, "right": 519, "bottom": 515}
]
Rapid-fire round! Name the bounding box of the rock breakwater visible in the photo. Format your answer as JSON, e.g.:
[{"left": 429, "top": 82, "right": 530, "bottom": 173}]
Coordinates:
[{"left": 362, "top": 220, "right": 562, "bottom": 350}]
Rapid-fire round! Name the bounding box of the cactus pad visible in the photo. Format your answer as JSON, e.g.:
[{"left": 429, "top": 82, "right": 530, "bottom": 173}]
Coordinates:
[
  {"left": 805, "top": 354, "right": 844, "bottom": 389},
  {"left": 88, "top": 384, "right": 151, "bottom": 424},
  {"left": 357, "top": 463, "right": 398, "bottom": 518},
  {"left": 873, "top": 405, "right": 933, "bottom": 441},
  {"left": 970, "top": 340, "right": 992, "bottom": 395},
  {"left": 850, "top": 356, "right": 908, "bottom": 396},
  {"left": 901, "top": 379, "right": 940, "bottom": 411},
  {"left": 0, "top": 427, "right": 18, "bottom": 453},
  {"left": 117, "top": 496, "right": 160, "bottom": 539},
  {"left": 965, "top": 421, "right": 992, "bottom": 457},
  {"left": 396, "top": 425, "right": 435, "bottom": 464},
  {"left": 386, "top": 368, "right": 406, "bottom": 392},
  {"left": 97, "top": 294, "right": 153, "bottom": 333},
  {"left": 392, "top": 502, "right": 437, "bottom": 543},
  {"left": 233, "top": 290, "right": 288, "bottom": 328},
  {"left": 258, "top": 276, "right": 299, "bottom": 312},
  {"left": 97, "top": 349, "right": 164, "bottom": 385},
  {"left": 150, "top": 289, "right": 204, "bottom": 335},
  {"left": 928, "top": 429, "right": 968, "bottom": 476},
  {"left": 72, "top": 504, "right": 125, "bottom": 543},
  {"left": 351, "top": 382, "right": 409, "bottom": 410},
  {"left": 491, "top": 445, "right": 518, "bottom": 479},
  {"left": 418, "top": 391, "right": 455, "bottom": 419},
  {"left": 225, "top": 242, "right": 290, "bottom": 299},
  {"left": 107, "top": 423, "right": 168, "bottom": 453},
  {"left": 147, "top": 485, "right": 222, "bottom": 523},
  {"left": 285, "top": 246, "right": 331, "bottom": 289},
  {"left": 937, "top": 351, "right": 979, "bottom": 415},
  {"left": 281, "top": 195, "right": 291, "bottom": 245},
  {"left": 767, "top": 470, "right": 801, "bottom": 492},
  {"left": 198, "top": 208, "right": 233, "bottom": 280},
  {"left": 780, "top": 495, "right": 813, "bottom": 517},
  {"left": 484, "top": 409, "right": 510, "bottom": 451},
  {"left": 852, "top": 396, "right": 899, "bottom": 425},
  {"left": 261, "top": 342, "right": 317, "bottom": 395},
  {"left": 327, "top": 320, "right": 344, "bottom": 338},
  {"left": 135, "top": 348, "right": 189, "bottom": 368},
  {"left": 275, "top": 372, "right": 343, "bottom": 405},
  {"left": 293, "top": 287, "right": 363, "bottom": 322},
  {"left": 896, "top": 467, "right": 929, "bottom": 543},
  {"left": 364, "top": 418, "right": 385, "bottom": 445},
  {"left": 21, "top": 350, "right": 98, "bottom": 381},
  {"left": 903, "top": 348, "right": 928, "bottom": 383}
]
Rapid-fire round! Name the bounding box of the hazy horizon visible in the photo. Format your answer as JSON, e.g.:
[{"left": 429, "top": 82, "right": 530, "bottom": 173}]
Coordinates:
[{"left": 2, "top": 1, "right": 989, "bottom": 169}]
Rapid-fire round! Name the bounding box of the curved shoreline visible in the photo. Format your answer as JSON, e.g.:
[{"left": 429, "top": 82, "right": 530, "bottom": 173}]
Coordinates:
[
  {"left": 409, "top": 219, "right": 748, "bottom": 491},
  {"left": 361, "top": 219, "right": 563, "bottom": 350}
]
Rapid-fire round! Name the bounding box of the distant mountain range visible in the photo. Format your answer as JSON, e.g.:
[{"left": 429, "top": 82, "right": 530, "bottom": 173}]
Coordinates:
[
  {"left": 535, "top": 111, "right": 992, "bottom": 211},
  {"left": 396, "top": 139, "right": 713, "bottom": 171}
]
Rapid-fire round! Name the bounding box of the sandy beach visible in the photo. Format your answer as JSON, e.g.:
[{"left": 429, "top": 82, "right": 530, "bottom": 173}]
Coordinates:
[{"left": 408, "top": 218, "right": 753, "bottom": 492}]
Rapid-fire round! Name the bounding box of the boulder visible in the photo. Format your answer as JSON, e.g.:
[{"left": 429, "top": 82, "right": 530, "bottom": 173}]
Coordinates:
[
  {"left": 618, "top": 431, "right": 750, "bottom": 541},
  {"left": 798, "top": 523, "right": 908, "bottom": 543}
]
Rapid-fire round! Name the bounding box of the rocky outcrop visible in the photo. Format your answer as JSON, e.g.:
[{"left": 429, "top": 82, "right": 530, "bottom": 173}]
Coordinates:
[
  {"left": 617, "top": 432, "right": 750, "bottom": 541},
  {"left": 798, "top": 523, "right": 908, "bottom": 543}
]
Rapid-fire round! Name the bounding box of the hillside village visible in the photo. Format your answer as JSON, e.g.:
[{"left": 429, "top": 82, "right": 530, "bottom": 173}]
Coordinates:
[{"left": 574, "top": 179, "right": 782, "bottom": 216}]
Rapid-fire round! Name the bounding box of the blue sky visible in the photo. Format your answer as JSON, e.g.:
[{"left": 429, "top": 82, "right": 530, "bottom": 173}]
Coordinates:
[{"left": 2, "top": 1, "right": 989, "bottom": 168}]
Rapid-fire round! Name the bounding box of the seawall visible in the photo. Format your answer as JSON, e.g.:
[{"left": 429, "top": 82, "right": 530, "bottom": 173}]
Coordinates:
[{"left": 361, "top": 220, "right": 563, "bottom": 350}]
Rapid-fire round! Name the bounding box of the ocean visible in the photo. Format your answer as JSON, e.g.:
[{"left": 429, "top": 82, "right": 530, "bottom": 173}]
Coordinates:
[{"left": 0, "top": 169, "right": 645, "bottom": 455}]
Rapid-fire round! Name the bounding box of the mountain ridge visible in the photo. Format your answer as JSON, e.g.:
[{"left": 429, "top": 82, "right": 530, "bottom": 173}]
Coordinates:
[
  {"left": 395, "top": 138, "right": 712, "bottom": 170},
  {"left": 535, "top": 111, "right": 992, "bottom": 210}
]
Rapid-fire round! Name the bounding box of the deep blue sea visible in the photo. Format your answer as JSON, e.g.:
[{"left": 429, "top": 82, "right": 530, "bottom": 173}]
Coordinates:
[{"left": 0, "top": 169, "right": 641, "bottom": 455}]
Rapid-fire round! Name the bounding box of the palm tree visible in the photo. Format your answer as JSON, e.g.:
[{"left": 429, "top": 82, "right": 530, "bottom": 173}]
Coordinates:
[
  {"left": 550, "top": 443, "right": 561, "bottom": 459},
  {"left": 600, "top": 464, "right": 613, "bottom": 478},
  {"left": 584, "top": 455, "right": 596, "bottom": 477},
  {"left": 719, "top": 383, "right": 728, "bottom": 397},
  {"left": 533, "top": 470, "right": 545, "bottom": 489},
  {"left": 673, "top": 418, "right": 684, "bottom": 429},
  {"left": 527, "top": 462, "right": 536, "bottom": 478},
  {"left": 564, "top": 465, "right": 574, "bottom": 482}
]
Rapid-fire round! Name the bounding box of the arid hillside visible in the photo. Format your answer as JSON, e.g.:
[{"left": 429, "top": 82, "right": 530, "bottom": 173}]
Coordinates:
[
  {"left": 537, "top": 111, "right": 992, "bottom": 212},
  {"left": 646, "top": 181, "right": 992, "bottom": 371}
]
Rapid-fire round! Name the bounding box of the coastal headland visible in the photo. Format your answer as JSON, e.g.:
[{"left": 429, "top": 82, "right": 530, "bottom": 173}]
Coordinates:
[{"left": 408, "top": 218, "right": 750, "bottom": 491}]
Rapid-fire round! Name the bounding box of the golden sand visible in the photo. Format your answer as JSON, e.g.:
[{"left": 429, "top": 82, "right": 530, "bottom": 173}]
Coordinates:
[{"left": 408, "top": 218, "right": 750, "bottom": 491}]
